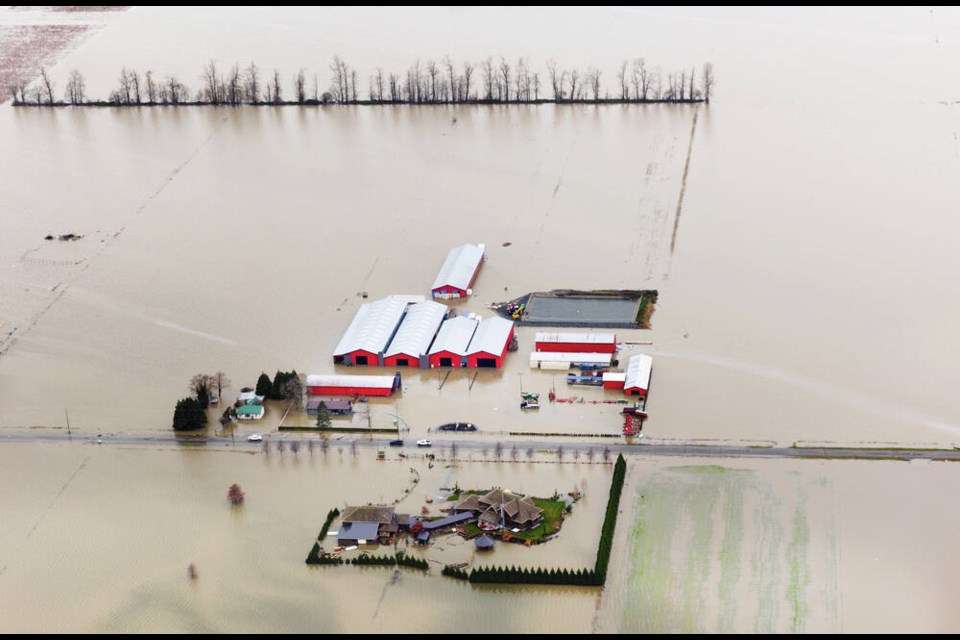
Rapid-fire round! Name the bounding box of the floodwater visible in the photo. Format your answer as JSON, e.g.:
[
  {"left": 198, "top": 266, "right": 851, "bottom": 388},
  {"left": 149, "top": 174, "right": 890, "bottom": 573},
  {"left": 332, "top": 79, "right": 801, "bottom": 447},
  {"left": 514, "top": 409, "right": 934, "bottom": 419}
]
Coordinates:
[{"left": 2, "top": 5, "right": 960, "bottom": 633}]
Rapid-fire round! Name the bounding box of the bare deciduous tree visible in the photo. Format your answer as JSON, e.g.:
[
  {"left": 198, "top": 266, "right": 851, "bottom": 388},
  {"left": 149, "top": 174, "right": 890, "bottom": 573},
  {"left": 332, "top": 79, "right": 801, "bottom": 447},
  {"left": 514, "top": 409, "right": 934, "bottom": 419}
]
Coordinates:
[
  {"left": 38, "top": 67, "right": 54, "bottom": 105},
  {"left": 568, "top": 68, "right": 582, "bottom": 101},
  {"left": 461, "top": 61, "right": 474, "bottom": 101},
  {"left": 426, "top": 59, "right": 438, "bottom": 102},
  {"left": 546, "top": 59, "right": 562, "bottom": 100},
  {"left": 271, "top": 69, "right": 282, "bottom": 103},
  {"left": 65, "top": 70, "right": 86, "bottom": 105},
  {"left": 556, "top": 445, "right": 565, "bottom": 461},
  {"left": 294, "top": 68, "right": 306, "bottom": 104},
  {"left": 602, "top": 446, "right": 611, "bottom": 463},
  {"left": 498, "top": 57, "right": 511, "bottom": 102},
  {"left": 145, "top": 70, "right": 157, "bottom": 104},
  {"left": 212, "top": 371, "right": 231, "bottom": 402},
  {"left": 244, "top": 62, "right": 260, "bottom": 103},
  {"left": 189, "top": 373, "right": 214, "bottom": 408},
  {"left": 587, "top": 67, "right": 601, "bottom": 102},
  {"left": 481, "top": 57, "right": 494, "bottom": 101},
  {"left": 494, "top": 441, "right": 503, "bottom": 461},
  {"left": 290, "top": 440, "right": 300, "bottom": 456},
  {"left": 701, "top": 62, "right": 714, "bottom": 103},
  {"left": 510, "top": 444, "right": 518, "bottom": 461},
  {"left": 526, "top": 447, "right": 534, "bottom": 462},
  {"left": 202, "top": 60, "right": 221, "bottom": 104},
  {"left": 280, "top": 375, "right": 303, "bottom": 410},
  {"left": 129, "top": 69, "right": 141, "bottom": 104},
  {"left": 587, "top": 447, "right": 595, "bottom": 463},
  {"left": 618, "top": 60, "right": 628, "bottom": 99}
]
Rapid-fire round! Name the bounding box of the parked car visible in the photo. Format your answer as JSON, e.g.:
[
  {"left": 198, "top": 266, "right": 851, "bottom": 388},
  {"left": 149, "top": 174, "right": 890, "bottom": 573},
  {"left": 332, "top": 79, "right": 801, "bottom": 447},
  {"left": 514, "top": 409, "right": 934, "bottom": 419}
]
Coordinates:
[
  {"left": 247, "top": 434, "right": 263, "bottom": 442},
  {"left": 389, "top": 439, "right": 404, "bottom": 447},
  {"left": 209, "top": 393, "right": 219, "bottom": 405},
  {"left": 416, "top": 439, "right": 432, "bottom": 447}
]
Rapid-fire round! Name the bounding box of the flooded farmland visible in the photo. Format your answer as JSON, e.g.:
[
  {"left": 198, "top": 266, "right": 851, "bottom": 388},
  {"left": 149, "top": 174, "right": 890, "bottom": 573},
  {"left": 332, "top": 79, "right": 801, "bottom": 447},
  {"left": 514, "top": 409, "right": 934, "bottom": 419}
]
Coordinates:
[{"left": 2, "top": 6, "right": 960, "bottom": 633}]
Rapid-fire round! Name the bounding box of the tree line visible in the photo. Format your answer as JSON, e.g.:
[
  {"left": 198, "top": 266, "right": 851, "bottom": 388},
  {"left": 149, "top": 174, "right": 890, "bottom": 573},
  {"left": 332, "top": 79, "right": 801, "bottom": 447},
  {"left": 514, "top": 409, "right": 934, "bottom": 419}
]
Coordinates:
[{"left": 10, "top": 57, "right": 714, "bottom": 107}]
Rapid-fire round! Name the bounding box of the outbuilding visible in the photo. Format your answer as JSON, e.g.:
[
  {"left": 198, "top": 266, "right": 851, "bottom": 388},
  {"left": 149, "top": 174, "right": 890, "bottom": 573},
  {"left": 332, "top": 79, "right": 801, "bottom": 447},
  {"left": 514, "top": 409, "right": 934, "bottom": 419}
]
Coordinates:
[
  {"left": 602, "top": 371, "right": 626, "bottom": 390},
  {"left": 431, "top": 243, "right": 485, "bottom": 299},
  {"left": 529, "top": 351, "right": 613, "bottom": 369},
  {"left": 427, "top": 316, "right": 479, "bottom": 368},
  {"left": 382, "top": 300, "right": 448, "bottom": 368},
  {"left": 534, "top": 332, "right": 617, "bottom": 354},
  {"left": 623, "top": 354, "right": 653, "bottom": 397},
  {"left": 465, "top": 316, "right": 515, "bottom": 368},
  {"left": 332, "top": 297, "right": 416, "bottom": 366},
  {"left": 305, "top": 373, "right": 402, "bottom": 397}
]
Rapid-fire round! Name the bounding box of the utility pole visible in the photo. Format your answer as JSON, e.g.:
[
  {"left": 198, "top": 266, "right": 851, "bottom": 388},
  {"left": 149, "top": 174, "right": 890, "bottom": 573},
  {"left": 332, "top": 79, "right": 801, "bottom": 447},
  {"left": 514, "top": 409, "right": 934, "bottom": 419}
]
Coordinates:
[{"left": 65, "top": 408, "right": 71, "bottom": 440}]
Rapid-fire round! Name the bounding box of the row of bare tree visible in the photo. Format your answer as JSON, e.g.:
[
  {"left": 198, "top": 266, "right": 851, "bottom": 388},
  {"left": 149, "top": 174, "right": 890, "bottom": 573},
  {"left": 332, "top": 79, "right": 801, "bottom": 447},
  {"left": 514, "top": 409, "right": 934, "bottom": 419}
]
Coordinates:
[{"left": 10, "top": 57, "right": 714, "bottom": 107}]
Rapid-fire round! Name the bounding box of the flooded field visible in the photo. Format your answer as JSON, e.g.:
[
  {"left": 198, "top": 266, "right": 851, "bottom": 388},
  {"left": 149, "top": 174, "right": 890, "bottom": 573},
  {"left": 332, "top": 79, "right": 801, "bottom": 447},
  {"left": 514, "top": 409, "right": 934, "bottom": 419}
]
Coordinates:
[{"left": 2, "top": 5, "right": 960, "bottom": 633}]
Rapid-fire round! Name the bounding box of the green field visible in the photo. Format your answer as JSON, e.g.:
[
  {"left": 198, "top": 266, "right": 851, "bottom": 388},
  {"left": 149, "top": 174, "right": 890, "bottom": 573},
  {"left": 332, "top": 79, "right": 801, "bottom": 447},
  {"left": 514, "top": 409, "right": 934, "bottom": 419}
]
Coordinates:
[{"left": 620, "top": 465, "right": 839, "bottom": 633}]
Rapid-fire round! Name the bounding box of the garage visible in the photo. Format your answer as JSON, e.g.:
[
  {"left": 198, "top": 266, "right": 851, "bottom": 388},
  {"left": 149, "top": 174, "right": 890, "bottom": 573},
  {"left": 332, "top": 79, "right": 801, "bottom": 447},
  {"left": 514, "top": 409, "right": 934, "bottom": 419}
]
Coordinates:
[{"left": 476, "top": 358, "right": 497, "bottom": 368}]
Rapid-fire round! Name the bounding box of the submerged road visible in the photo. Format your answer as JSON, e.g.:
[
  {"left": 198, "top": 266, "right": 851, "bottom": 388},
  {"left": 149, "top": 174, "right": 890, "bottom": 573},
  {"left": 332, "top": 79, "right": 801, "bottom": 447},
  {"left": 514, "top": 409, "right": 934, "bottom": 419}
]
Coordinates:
[{"left": 2, "top": 430, "right": 959, "bottom": 462}]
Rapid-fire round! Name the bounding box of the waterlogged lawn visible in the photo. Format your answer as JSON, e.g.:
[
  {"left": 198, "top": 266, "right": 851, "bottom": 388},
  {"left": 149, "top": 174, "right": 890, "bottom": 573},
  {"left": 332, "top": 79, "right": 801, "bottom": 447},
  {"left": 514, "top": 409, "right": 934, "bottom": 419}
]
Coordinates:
[{"left": 621, "top": 465, "right": 839, "bottom": 633}]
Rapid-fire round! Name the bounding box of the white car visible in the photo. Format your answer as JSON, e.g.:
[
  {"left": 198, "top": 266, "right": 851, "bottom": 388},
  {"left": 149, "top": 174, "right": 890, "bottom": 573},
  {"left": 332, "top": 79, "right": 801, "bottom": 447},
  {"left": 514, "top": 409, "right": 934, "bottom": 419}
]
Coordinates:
[
  {"left": 416, "top": 439, "right": 432, "bottom": 447},
  {"left": 247, "top": 434, "right": 263, "bottom": 442}
]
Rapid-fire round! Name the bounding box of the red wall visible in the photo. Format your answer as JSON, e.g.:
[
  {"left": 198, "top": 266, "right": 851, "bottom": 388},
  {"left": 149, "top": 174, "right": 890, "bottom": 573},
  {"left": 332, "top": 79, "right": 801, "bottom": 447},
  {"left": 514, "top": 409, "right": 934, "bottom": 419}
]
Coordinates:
[
  {"left": 466, "top": 326, "right": 513, "bottom": 368},
  {"left": 345, "top": 349, "right": 381, "bottom": 366},
  {"left": 432, "top": 286, "right": 467, "bottom": 297},
  {"left": 623, "top": 386, "right": 647, "bottom": 397},
  {"left": 383, "top": 353, "right": 418, "bottom": 367},
  {"left": 603, "top": 380, "right": 625, "bottom": 390},
  {"left": 307, "top": 385, "right": 394, "bottom": 397},
  {"left": 535, "top": 341, "right": 616, "bottom": 354},
  {"left": 428, "top": 351, "right": 463, "bottom": 368}
]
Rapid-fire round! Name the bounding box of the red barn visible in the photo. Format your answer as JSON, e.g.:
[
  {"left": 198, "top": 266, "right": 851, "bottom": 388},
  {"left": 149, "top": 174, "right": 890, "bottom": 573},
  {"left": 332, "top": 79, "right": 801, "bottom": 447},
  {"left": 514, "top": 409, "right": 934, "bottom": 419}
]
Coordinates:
[
  {"left": 465, "top": 317, "right": 515, "bottom": 368},
  {"left": 623, "top": 354, "right": 653, "bottom": 397},
  {"left": 382, "top": 301, "right": 448, "bottom": 368},
  {"left": 306, "top": 373, "right": 402, "bottom": 397},
  {"left": 332, "top": 297, "right": 411, "bottom": 366},
  {"left": 428, "top": 316, "right": 478, "bottom": 368},
  {"left": 431, "top": 243, "right": 485, "bottom": 299},
  {"left": 534, "top": 332, "right": 617, "bottom": 354}
]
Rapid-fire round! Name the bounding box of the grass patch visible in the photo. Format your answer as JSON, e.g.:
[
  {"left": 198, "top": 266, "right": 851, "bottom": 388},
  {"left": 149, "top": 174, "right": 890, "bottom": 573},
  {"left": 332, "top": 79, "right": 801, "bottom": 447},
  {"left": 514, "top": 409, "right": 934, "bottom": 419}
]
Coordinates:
[
  {"left": 636, "top": 291, "right": 658, "bottom": 329},
  {"left": 508, "top": 498, "right": 566, "bottom": 542}
]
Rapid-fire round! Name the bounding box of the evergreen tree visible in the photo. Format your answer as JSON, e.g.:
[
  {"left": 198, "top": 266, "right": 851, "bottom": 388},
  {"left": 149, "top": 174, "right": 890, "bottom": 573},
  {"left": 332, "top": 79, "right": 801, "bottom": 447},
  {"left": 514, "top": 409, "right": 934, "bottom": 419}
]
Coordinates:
[
  {"left": 315, "top": 401, "right": 332, "bottom": 429},
  {"left": 255, "top": 372, "right": 272, "bottom": 397},
  {"left": 173, "top": 397, "right": 207, "bottom": 430}
]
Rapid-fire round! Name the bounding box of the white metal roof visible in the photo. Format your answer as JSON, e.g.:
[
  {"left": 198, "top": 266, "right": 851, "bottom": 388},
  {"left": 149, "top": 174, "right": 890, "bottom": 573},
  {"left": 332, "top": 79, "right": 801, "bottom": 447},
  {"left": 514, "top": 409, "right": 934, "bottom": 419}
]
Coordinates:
[
  {"left": 602, "top": 372, "right": 627, "bottom": 383},
  {"left": 529, "top": 351, "right": 613, "bottom": 365},
  {"left": 384, "top": 301, "right": 448, "bottom": 358},
  {"left": 467, "top": 316, "right": 514, "bottom": 356},
  {"left": 332, "top": 298, "right": 408, "bottom": 356},
  {"left": 306, "top": 374, "right": 398, "bottom": 389},
  {"left": 534, "top": 332, "right": 616, "bottom": 345},
  {"left": 624, "top": 354, "right": 653, "bottom": 390},
  {"left": 428, "top": 316, "right": 479, "bottom": 356},
  {"left": 431, "top": 243, "right": 485, "bottom": 292}
]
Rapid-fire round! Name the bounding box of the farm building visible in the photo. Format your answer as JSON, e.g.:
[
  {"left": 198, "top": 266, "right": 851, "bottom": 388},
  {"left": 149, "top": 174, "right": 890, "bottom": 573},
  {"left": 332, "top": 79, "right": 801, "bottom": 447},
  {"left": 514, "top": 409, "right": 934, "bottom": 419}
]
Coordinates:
[
  {"left": 427, "top": 316, "right": 479, "bottom": 368},
  {"left": 431, "top": 243, "right": 485, "bottom": 299},
  {"left": 465, "top": 316, "right": 515, "bottom": 368},
  {"left": 305, "top": 373, "right": 402, "bottom": 397},
  {"left": 304, "top": 398, "right": 353, "bottom": 415},
  {"left": 534, "top": 332, "right": 617, "bottom": 354},
  {"left": 602, "top": 371, "right": 627, "bottom": 390},
  {"left": 332, "top": 297, "right": 418, "bottom": 366},
  {"left": 382, "top": 300, "right": 448, "bottom": 368},
  {"left": 529, "top": 351, "right": 613, "bottom": 370},
  {"left": 337, "top": 505, "right": 411, "bottom": 546},
  {"left": 623, "top": 354, "right": 653, "bottom": 396}
]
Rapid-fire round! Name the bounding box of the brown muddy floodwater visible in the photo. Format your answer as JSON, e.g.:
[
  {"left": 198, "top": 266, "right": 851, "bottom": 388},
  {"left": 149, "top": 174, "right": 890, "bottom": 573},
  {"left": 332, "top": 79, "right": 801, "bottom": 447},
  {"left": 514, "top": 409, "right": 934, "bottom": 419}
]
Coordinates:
[{"left": 2, "top": 5, "right": 960, "bottom": 633}]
